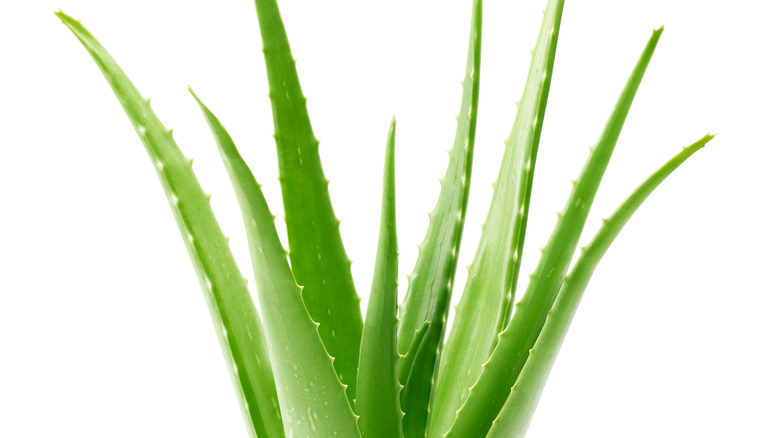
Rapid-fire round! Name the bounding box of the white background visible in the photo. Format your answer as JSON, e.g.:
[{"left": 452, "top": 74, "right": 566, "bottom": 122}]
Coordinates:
[{"left": 2, "top": 0, "right": 778, "bottom": 436}]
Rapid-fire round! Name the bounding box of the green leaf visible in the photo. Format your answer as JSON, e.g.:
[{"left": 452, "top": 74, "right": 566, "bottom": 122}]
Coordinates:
[
  {"left": 399, "top": 321, "right": 430, "bottom": 387},
  {"left": 54, "top": 12, "right": 283, "bottom": 438},
  {"left": 445, "top": 27, "right": 665, "bottom": 438},
  {"left": 400, "top": 296, "right": 449, "bottom": 438},
  {"left": 429, "top": 1, "right": 564, "bottom": 435},
  {"left": 355, "top": 117, "right": 403, "bottom": 438},
  {"left": 253, "top": 0, "right": 363, "bottom": 403},
  {"left": 190, "top": 89, "right": 361, "bottom": 437},
  {"left": 486, "top": 134, "right": 713, "bottom": 437},
  {"left": 395, "top": 0, "right": 482, "bottom": 434},
  {"left": 397, "top": 321, "right": 436, "bottom": 437}
]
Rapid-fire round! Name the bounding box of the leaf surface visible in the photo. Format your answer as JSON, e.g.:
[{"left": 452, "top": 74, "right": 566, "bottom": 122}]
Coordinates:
[
  {"left": 395, "top": 0, "right": 482, "bottom": 434},
  {"left": 486, "top": 134, "right": 713, "bottom": 438},
  {"left": 253, "top": 0, "right": 363, "bottom": 402},
  {"left": 190, "top": 90, "right": 361, "bottom": 437},
  {"left": 429, "top": 1, "right": 564, "bottom": 435},
  {"left": 400, "top": 295, "right": 449, "bottom": 438},
  {"left": 55, "top": 12, "right": 283, "bottom": 438},
  {"left": 399, "top": 321, "right": 430, "bottom": 386},
  {"left": 445, "top": 27, "right": 665, "bottom": 438},
  {"left": 355, "top": 118, "right": 403, "bottom": 438}
]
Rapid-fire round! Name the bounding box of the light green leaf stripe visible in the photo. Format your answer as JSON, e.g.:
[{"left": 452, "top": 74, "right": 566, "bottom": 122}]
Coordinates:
[
  {"left": 355, "top": 117, "right": 403, "bottom": 438},
  {"left": 445, "top": 27, "right": 665, "bottom": 438},
  {"left": 487, "top": 134, "right": 714, "bottom": 438},
  {"left": 190, "top": 90, "right": 361, "bottom": 437},
  {"left": 396, "top": 0, "right": 482, "bottom": 434},
  {"left": 429, "top": 1, "right": 564, "bottom": 436},
  {"left": 253, "top": 0, "right": 363, "bottom": 403},
  {"left": 54, "top": 12, "right": 282, "bottom": 438}
]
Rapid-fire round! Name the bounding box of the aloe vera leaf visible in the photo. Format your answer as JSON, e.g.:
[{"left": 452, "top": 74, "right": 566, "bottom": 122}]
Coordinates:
[
  {"left": 253, "top": 0, "right": 363, "bottom": 402},
  {"left": 445, "top": 28, "right": 665, "bottom": 438},
  {"left": 429, "top": 1, "right": 564, "bottom": 435},
  {"left": 400, "top": 298, "right": 449, "bottom": 438},
  {"left": 398, "top": 0, "right": 482, "bottom": 356},
  {"left": 397, "top": 321, "right": 434, "bottom": 438},
  {"left": 395, "top": 0, "right": 482, "bottom": 433},
  {"left": 399, "top": 320, "right": 430, "bottom": 387},
  {"left": 190, "top": 89, "right": 361, "bottom": 437},
  {"left": 486, "top": 134, "right": 713, "bottom": 438},
  {"left": 354, "top": 117, "right": 403, "bottom": 438},
  {"left": 54, "top": 12, "right": 283, "bottom": 438}
]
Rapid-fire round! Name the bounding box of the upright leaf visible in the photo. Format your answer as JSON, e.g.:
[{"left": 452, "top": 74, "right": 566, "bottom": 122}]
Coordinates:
[
  {"left": 429, "top": 1, "right": 564, "bottom": 435},
  {"left": 487, "top": 134, "right": 713, "bottom": 438},
  {"left": 253, "top": 0, "right": 363, "bottom": 402},
  {"left": 395, "top": 0, "right": 482, "bottom": 434},
  {"left": 400, "top": 295, "right": 450, "bottom": 438},
  {"left": 54, "top": 12, "right": 283, "bottom": 437},
  {"left": 355, "top": 118, "right": 403, "bottom": 438},
  {"left": 398, "top": 321, "right": 430, "bottom": 386},
  {"left": 445, "top": 28, "right": 665, "bottom": 438},
  {"left": 190, "top": 90, "right": 361, "bottom": 437}
]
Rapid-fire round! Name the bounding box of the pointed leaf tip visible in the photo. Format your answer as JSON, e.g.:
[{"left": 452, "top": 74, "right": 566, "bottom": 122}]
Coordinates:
[
  {"left": 355, "top": 113, "right": 402, "bottom": 438},
  {"left": 254, "top": 0, "right": 364, "bottom": 404},
  {"left": 57, "top": 16, "right": 285, "bottom": 435},
  {"left": 431, "top": 0, "right": 563, "bottom": 431},
  {"left": 485, "top": 134, "right": 712, "bottom": 437}
]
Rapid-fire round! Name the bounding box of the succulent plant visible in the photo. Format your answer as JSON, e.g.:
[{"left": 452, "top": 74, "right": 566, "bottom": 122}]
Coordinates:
[{"left": 55, "top": 0, "right": 712, "bottom": 436}]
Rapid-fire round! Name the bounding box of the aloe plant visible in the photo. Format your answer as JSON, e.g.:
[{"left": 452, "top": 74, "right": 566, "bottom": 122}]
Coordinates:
[{"left": 55, "top": 0, "right": 713, "bottom": 436}]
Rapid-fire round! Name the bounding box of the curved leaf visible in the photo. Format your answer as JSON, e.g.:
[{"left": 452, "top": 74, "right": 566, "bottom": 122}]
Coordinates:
[
  {"left": 429, "top": 1, "right": 564, "bottom": 435},
  {"left": 55, "top": 12, "right": 283, "bottom": 438},
  {"left": 190, "top": 90, "right": 361, "bottom": 437},
  {"left": 445, "top": 27, "right": 665, "bottom": 438},
  {"left": 253, "top": 0, "right": 363, "bottom": 403},
  {"left": 487, "top": 134, "right": 714, "bottom": 437},
  {"left": 396, "top": 0, "right": 483, "bottom": 434}
]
